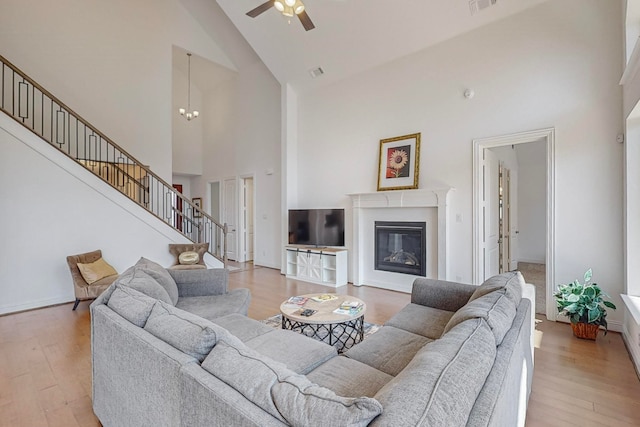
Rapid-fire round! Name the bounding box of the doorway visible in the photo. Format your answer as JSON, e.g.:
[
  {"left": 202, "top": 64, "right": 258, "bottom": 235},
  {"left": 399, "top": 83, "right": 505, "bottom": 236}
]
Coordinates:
[{"left": 473, "top": 128, "right": 556, "bottom": 320}]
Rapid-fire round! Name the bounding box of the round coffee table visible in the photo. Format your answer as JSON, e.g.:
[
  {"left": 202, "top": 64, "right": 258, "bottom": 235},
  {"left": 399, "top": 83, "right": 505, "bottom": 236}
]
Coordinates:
[{"left": 280, "top": 293, "right": 366, "bottom": 353}]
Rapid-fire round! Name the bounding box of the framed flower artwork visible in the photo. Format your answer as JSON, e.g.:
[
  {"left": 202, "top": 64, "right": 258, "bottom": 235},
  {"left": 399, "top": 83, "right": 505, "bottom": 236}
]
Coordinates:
[
  {"left": 192, "top": 197, "right": 202, "bottom": 218},
  {"left": 377, "top": 133, "right": 421, "bottom": 191}
]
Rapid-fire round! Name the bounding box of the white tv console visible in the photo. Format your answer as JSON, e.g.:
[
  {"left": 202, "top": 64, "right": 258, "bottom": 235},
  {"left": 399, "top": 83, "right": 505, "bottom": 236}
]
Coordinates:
[{"left": 285, "top": 245, "right": 348, "bottom": 287}]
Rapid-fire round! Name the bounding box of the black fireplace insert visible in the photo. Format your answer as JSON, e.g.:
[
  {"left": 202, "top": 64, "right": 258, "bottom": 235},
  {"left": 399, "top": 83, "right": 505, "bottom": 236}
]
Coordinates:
[{"left": 374, "top": 221, "right": 426, "bottom": 276}]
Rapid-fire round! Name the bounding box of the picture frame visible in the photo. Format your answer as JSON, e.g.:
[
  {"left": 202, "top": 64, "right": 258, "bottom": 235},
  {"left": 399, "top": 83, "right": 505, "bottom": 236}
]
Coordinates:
[
  {"left": 192, "top": 197, "right": 202, "bottom": 218},
  {"left": 377, "top": 132, "right": 421, "bottom": 191}
]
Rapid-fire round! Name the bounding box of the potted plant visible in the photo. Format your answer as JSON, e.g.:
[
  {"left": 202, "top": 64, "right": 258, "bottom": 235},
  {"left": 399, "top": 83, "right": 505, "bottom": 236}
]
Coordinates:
[{"left": 553, "top": 268, "right": 616, "bottom": 340}]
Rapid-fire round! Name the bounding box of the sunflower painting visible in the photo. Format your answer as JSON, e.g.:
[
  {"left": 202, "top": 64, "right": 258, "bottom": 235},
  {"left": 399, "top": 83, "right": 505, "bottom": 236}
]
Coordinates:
[
  {"left": 377, "top": 133, "right": 420, "bottom": 191},
  {"left": 386, "top": 146, "right": 410, "bottom": 178}
]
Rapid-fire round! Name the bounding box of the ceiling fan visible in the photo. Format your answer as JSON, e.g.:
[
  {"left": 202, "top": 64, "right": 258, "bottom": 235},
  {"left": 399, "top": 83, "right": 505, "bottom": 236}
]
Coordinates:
[{"left": 246, "top": 0, "right": 315, "bottom": 31}]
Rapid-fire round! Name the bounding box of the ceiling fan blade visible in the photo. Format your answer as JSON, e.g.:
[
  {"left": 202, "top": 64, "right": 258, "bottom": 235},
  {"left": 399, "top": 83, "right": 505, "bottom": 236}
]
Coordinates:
[
  {"left": 297, "top": 11, "right": 315, "bottom": 31},
  {"left": 246, "top": 1, "right": 274, "bottom": 18}
]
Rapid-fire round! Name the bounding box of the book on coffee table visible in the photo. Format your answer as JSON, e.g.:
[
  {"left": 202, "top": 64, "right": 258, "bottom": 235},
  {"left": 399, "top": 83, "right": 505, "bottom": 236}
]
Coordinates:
[
  {"left": 310, "top": 294, "right": 338, "bottom": 302},
  {"left": 285, "top": 296, "right": 309, "bottom": 306}
]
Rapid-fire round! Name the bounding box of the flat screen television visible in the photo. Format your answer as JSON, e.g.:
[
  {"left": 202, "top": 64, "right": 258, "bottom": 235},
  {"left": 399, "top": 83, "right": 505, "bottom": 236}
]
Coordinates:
[{"left": 288, "top": 209, "right": 345, "bottom": 247}]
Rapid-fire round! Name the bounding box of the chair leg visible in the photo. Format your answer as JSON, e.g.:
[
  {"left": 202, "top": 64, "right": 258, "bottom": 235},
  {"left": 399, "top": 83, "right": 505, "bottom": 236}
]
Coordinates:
[{"left": 72, "top": 299, "right": 81, "bottom": 311}]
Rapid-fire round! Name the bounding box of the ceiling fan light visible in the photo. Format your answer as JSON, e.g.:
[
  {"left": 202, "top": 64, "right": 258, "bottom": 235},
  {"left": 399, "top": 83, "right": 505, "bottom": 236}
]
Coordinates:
[
  {"left": 294, "top": 2, "right": 305, "bottom": 14},
  {"left": 285, "top": 0, "right": 296, "bottom": 7},
  {"left": 274, "top": 0, "right": 285, "bottom": 12},
  {"left": 282, "top": 5, "right": 294, "bottom": 17}
]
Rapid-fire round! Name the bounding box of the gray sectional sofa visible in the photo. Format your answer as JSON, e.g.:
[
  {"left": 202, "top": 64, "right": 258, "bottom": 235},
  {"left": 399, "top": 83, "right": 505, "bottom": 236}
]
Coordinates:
[{"left": 91, "top": 260, "right": 534, "bottom": 427}]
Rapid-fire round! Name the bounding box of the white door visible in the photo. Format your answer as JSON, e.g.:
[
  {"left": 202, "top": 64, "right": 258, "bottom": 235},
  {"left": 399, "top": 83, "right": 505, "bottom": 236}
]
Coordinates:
[
  {"left": 243, "top": 178, "right": 255, "bottom": 262},
  {"left": 509, "top": 170, "right": 519, "bottom": 271},
  {"left": 483, "top": 149, "right": 500, "bottom": 279},
  {"left": 223, "top": 178, "right": 238, "bottom": 261},
  {"left": 499, "top": 165, "right": 511, "bottom": 273}
]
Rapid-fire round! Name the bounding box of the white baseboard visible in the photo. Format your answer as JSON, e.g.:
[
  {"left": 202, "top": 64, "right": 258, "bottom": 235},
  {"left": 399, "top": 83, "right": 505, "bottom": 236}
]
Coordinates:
[{"left": 0, "top": 295, "right": 72, "bottom": 316}]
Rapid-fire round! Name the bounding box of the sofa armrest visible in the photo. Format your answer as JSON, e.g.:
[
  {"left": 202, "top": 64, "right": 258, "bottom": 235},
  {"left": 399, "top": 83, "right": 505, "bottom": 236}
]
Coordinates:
[
  {"left": 169, "top": 268, "right": 229, "bottom": 297},
  {"left": 410, "top": 278, "right": 476, "bottom": 312}
]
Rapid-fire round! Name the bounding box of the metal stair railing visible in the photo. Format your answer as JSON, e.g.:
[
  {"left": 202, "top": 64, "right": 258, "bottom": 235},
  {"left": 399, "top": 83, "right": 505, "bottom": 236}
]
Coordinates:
[{"left": 0, "top": 54, "right": 228, "bottom": 266}]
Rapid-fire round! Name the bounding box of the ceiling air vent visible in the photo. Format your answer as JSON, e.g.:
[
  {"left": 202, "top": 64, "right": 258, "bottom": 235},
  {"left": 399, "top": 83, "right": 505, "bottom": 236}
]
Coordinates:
[
  {"left": 469, "top": 0, "right": 497, "bottom": 15},
  {"left": 309, "top": 67, "right": 324, "bottom": 79}
]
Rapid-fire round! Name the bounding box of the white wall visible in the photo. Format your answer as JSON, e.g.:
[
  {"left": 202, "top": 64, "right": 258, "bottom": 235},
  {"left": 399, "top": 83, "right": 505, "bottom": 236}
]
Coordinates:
[
  {"left": 516, "top": 142, "right": 547, "bottom": 264},
  {"left": 171, "top": 175, "right": 193, "bottom": 200},
  {"left": 0, "top": 0, "right": 234, "bottom": 183},
  {"left": 193, "top": 60, "right": 282, "bottom": 268},
  {"left": 293, "top": 0, "right": 624, "bottom": 324},
  {"left": 0, "top": 113, "right": 220, "bottom": 314},
  {"left": 172, "top": 67, "right": 204, "bottom": 176}
]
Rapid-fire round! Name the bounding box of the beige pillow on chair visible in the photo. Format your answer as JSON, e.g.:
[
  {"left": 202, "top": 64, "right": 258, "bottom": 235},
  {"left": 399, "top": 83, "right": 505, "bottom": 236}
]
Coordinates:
[
  {"left": 178, "top": 251, "right": 200, "bottom": 265},
  {"left": 77, "top": 258, "right": 118, "bottom": 285}
]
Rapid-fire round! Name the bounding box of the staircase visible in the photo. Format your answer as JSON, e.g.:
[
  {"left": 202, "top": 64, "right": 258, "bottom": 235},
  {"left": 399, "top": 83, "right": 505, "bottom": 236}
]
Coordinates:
[{"left": 0, "top": 54, "right": 228, "bottom": 266}]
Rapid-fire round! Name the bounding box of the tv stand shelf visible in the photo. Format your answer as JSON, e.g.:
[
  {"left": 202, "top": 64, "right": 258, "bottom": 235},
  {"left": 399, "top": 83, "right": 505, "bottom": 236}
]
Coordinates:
[{"left": 285, "top": 246, "right": 348, "bottom": 287}]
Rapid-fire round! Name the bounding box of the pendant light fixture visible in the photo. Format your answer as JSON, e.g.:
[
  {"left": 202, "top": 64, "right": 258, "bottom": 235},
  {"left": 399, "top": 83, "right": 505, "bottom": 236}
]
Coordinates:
[{"left": 178, "top": 53, "right": 199, "bottom": 121}]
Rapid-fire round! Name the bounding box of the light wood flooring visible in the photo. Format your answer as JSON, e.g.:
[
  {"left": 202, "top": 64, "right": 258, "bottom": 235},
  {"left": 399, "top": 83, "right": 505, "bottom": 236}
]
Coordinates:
[{"left": 1, "top": 265, "right": 639, "bottom": 426}]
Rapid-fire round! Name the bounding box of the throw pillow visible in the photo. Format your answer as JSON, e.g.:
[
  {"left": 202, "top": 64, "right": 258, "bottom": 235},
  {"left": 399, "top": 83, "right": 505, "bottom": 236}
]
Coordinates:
[
  {"left": 135, "top": 257, "right": 179, "bottom": 305},
  {"left": 77, "top": 257, "right": 118, "bottom": 285},
  {"left": 469, "top": 271, "right": 524, "bottom": 305},
  {"left": 125, "top": 269, "right": 174, "bottom": 305},
  {"left": 143, "top": 301, "right": 234, "bottom": 362},
  {"left": 178, "top": 251, "right": 199, "bottom": 265},
  {"left": 202, "top": 338, "right": 383, "bottom": 427},
  {"left": 107, "top": 285, "right": 157, "bottom": 327},
  {"left": 442, "top": 290, "right": 516, "bottom": 345}
]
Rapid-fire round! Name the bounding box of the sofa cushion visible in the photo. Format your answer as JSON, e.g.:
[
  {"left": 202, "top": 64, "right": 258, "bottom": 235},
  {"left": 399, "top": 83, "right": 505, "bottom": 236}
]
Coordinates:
[
  {"left": 245, "top": 329, "right": 337, "bottom": 374},
  {"left": 307, "top": 356, "right": 393, "bottom": 398},
  {"left": 371, "top": 318, "right": 496, "bottom": 427},
  {"left": 443, "top": 289, "right": 516, "bottom": 345},
  {"left": 175, "top": 289, "right": 251, "bottom": 320},
  {"left": 135, "top": 257, "right": 179, "bottom": 305},
  {"left": 107, "top": 285, "right": 157, "bottom": 327},
  {"left": 212, "top": 313, "right": 275, "bottom": 342},
  {"left": 469, "top": 271, "right": 524, "bottom": 306},
  {"left": 344, "top": 326, "right": 433, "bottom": 376},
  {"left": 114, "top": 267, "right": 174, "bottom": 305},
  {"left": 384, "top": 303, "right": 454, "bottom": 339},
  {"left": 144, "top": 301, "right": 236, "bottom": 362},
  {"left": 202, "top": 338, "right": 383, "bottom": 427}
]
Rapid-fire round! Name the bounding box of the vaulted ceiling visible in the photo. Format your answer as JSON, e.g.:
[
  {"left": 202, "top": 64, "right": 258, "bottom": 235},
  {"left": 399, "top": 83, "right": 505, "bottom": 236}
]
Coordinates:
[{"left": 216, "top": 0, "right": 551, "bottom": 93}]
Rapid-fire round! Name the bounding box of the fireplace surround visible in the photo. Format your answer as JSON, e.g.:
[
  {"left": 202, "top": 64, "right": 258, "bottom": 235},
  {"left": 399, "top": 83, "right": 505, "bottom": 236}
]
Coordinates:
[{"left": 348, "top": 188, "right": 452, "bottom": 292}]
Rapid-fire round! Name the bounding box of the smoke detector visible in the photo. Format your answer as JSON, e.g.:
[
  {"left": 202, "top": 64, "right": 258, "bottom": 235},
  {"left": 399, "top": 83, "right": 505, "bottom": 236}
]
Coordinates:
[{"left": 469, "top": 0, "right": 497, "bottom": 15}]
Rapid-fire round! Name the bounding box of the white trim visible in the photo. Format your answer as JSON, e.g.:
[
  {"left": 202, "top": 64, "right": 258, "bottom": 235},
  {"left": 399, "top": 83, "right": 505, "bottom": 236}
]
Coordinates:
[
  {"left": 621, "top": 36, "right": 640, "bottom": 85},
  {"left": 622, "top": 294, "right": 640, "bottom": 325},
  {"left": 473, "top": 127, "right": 556, "bottom": 320},
  {"left": 348, "top": 188, "right": 453, "bottom": 286}
]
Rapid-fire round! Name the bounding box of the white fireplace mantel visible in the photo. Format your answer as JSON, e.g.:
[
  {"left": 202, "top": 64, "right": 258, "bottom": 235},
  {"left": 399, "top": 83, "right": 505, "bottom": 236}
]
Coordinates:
[{"left": 348, "top": 188, "right": 453, "bottom": 288}]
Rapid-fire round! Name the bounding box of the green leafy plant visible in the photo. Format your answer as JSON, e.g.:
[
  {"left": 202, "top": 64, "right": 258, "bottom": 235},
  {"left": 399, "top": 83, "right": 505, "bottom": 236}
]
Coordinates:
[{"left": 554, "top": 268, "right": 616, "bottom": 334}]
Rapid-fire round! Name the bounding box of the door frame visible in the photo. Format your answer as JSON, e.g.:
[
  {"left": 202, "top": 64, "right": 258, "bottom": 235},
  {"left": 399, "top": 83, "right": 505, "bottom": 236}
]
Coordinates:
[
  {"left": 222, "top": 176, "right": 239, "bottom": 262},
  {"left": 472, "top": 127, "right": 557, "bottom": 320},
  {"left": 207, "top": 180, "right": 222, "bottom": 255}
]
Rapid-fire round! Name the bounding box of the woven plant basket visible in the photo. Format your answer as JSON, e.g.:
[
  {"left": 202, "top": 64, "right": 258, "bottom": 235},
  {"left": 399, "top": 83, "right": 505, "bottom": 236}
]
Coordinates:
[{"left": 571, "top": 322, "right": 600, "bottom": 340}]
